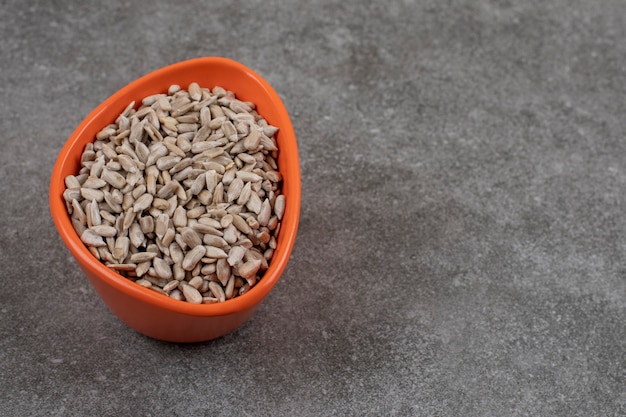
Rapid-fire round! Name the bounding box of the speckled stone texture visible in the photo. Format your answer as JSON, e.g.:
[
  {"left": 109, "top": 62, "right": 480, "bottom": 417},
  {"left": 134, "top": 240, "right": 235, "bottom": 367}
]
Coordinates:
[{"left": 1, "top": 1, "right": 624, "bottom": 416}]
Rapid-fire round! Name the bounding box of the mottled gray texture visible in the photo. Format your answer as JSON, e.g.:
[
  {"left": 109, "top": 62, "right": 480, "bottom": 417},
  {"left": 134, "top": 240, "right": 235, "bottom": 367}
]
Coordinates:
[{"left": 1, "top": 1, "right": 625, "bottom": 416}]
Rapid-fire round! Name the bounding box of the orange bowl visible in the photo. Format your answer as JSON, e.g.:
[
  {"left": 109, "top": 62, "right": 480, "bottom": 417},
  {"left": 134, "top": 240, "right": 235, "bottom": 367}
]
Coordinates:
[{"left": 49, "top": 57, "right": 301, "bottom": 342}]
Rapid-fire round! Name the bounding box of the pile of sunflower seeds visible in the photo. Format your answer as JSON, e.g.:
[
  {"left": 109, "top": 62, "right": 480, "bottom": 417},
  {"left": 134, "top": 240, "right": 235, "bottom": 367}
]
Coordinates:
[{"left": 63, "top": 83, "right": 286, "bottom": 304}]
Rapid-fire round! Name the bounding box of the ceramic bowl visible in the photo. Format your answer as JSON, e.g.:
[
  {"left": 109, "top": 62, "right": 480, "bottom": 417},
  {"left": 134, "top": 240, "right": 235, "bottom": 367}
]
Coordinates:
[{"left": 50, "top": 57, "right": 300, "bottom": 342}]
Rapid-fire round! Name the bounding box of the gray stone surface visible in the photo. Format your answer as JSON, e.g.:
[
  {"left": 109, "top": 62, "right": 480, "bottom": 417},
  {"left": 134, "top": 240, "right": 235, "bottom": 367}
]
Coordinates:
[{"left": 1, "top": 0, "right": 624, "bottom": 416}]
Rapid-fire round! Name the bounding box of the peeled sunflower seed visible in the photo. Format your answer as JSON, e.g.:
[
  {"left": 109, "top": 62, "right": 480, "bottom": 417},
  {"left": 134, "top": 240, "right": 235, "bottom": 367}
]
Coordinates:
[
  {"left": 181, "top": 283, "right": 202, "bottom": 304},
  {"left": 101, "top": 169, "right": 126, "bottom": 189},
  {"left": 80, "top": 229, "right": 106, "bottom": 247},
  {"left": 153, "top": 257, "right": 173, "bottom": 280},
  {"left": 181, "top": 227, "right": 202, "bottom": 248},
  {"left": 205, "top": 246, "right": 228, "bottom": 259},
  {"left": 238, "top": 259, "right": 262, "bottom": 279},
  {"left": 208, "top": 281, "right": 226, "bottom": 303},
  {"left": 80, "top": 188, "right": 104, "bottom": 202},
  {"left": 90, "top": 225, "right": 117, "bottom": 237},
  {"left": 133, "top": 193, "right": 154, "bottom": 213},
  {"left": 224, "top": 176, "right": 242, "bottom": 200},
  {"left": 182, "top": 245, "right": 206, "bottom": 271},
  {"left": 274, "top": 195, "right": 286, "bottom": 220},
  {"left": 130, "top": 252, "right": 157, "bottom": 263}
]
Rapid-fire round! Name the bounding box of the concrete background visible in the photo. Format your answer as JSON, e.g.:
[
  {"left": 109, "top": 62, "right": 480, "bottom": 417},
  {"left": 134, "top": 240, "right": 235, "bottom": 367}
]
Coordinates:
[{"left": 1, "top": 0, "right": 624, "bottom": 416}]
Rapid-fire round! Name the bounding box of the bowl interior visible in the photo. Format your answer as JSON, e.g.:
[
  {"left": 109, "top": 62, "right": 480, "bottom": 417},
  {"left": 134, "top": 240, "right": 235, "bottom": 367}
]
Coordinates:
[{"left": 50, "top": 57, "right": 301, "bottom": 317}]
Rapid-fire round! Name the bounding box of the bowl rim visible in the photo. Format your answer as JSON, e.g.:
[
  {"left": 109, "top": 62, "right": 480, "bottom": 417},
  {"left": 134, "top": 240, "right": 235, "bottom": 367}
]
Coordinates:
[{"left": 49, "top": 56, "right": 300, "bottom": 317}]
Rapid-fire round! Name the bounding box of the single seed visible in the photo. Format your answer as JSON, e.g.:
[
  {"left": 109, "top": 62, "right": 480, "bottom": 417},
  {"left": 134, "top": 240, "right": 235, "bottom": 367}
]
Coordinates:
[
  {"left": 236, "top": 171, "right": 263, "bottom": 183},
  {"left": 101, "top": 168, "right": 126, "bottom": 189},
  {"left": 192, "top": 223, "right": 223, "bottom": 236},
  {"left": 237, "top": 237, "right": 253, "bottom": 249},
  {"left": 157, "top": 180, "right": 179, "bottom": 199},
  {"left": 265, "top": 170, "right": 282, "bottom": 183},
  {"left": 186, "top": 206, "right": 205, "bottom": 219},
  {"left": 156, "top": 154, "right": 182, "bottom": 171},
  {"left": 133, "top": 193, "right": 154, "bottom": 213},
  {"left": 173, "top": 264, "right": 185, "bottom": 281},
  {"left": 189, "top": 172, "right": 206, "bottom": 195},
  {"left": 267, "top": 215, "right": 278, "bottom": 231},
  {"left": 155, "top": 213, "right": 169, "bottom": 239},
  {"left": 181, "top": 227, "right": 202, "bottom": 248},
  {"left": 243, "top": 129, "right": 262, "bottom": 151},
  {"left": 226, "top": 178, "right": 244, "bottom": 202},
  {"left": 201, "top": 263, "right": 217, "bottom": 275},
  {"left": 274, "top": 195, "right": 286, "bottom": 220},
  {"left": 146, "top": 142, "right": 168, "bottom": 167},
  {"left": 222, "top": 121, "right": 238, "bottom": 142},
  {"left": 220, "top": 214, "right": 234, "bottom": 228},
  {"left": 181, "top": 284, "right": 202, "bottom": 304},
  {"left": 188, "top": 275, "right": 204, "bottom": 289},
  {"left": 153, "top": 257, "right": 173, "bottom": 280},
  {"left": 188, "top": 82, "right": 202, "bottom": 101},
  {"left": 122, "top": 190, "right": 137, "bottom": 212},
  {"left": 91, "top": 225, "right": 117, "bottom": 237},
  {"left": 258, "top": 198, "right": 271, "bottom": 226},
  {"left": 246, "top": 191, "right": 262, "bottom": 214},
  {"left": 173, "top": 206, "right": 187, "bottom": 227},
  {"left": 223, "top": 224, "right": 238, "bottom": 244},
  {"left": 81, "top": 229, "right": 106, "bottom": 247},
  {"left": 227, "top": 245, "right": 246, "bottom": 266},
  {"left": 113, "top": 236, "right": 130, "bottom": 262},
  {"left": 169, "top": 242, "right": 184, "bottom": 264},
  {"left": 216, "top": 258, "right": 231, "bottom": 285},
  {"left": 221, "top": 167, "right": 236, "bottom": 186},
  {"left": 64, "top": 188, "right": 82, "bottom": 203},
  {"left": 65, "top": 175, "right": 81, "bottom": 189},
  {"left": 182, "top": 245, "right": 206, "bottom": 271},
  {"left": 80, "top": 188, "right": 104, "bottom": 202},
  {"left": 139, "top": 215, "right": 154, "bottom": 234},
  {"left": 89, "top": 158, "right": 105, "bottom": 178},
  {"left": 176, "top": 114, "right": 199, "bottom": 125},
  {"left": 257, "top": 230, "right": 271, "bottom": 244},
  {"left": 259, "top": 134, "right": 278, "bottom": 151},
  {"left": 238, "top": 258, "right": 262, "bottom": 279},
  {"left": 203, "top": 234, "right": 228, "bottom": 248},
  {"left": 263, "top": 125, "right": 279, "bottom": 137},
  {"left": 161, "top": 227, "right": 176, "bottom": 247},
  {"left": 246, "top": 216, "right": 259, "bottom": 230},
  {"left": 136, "top": 261, "right": 151, "bottom": 277},
  {"left": 135, "top": 279, "right": 152, "bottom": 288},
  {"left": 129, "top": 222, "right": 145, "bottom": 248},
  {"left": 130, "top": 252, "right": 157, "bottom": 263},
  {"left": 82, "top": 177, "right": 107, "bottom": 189},
  {"left": 132, "top": 184, "right": 147, "bottom": 200},
  {"left": 163, "top": 280, "right": 179, "bottom": 293},
  {"left": 100, "top": 210, "right": 116, "bottom": 225},
  {"left": 117, "top": 154, "right": 139, "bottom": 173},
  {"left": 199, "top": 279, "right": 212, "bottom": 294},
  {"left": 208, "top": 281, "right": 226, "bottom": 303},
  {"left": 205, "top": 246, "right": 228, "bottom": 259},
  {"left": 239, "top": 283, "right": 250, "bottom": 296},
  {"left": 225, "top": 275, "right": 235, "bottom": 299},
  {"left": 236, "top": 182, "right": 252, "bottom": 206},
  {"left": 231, "top": 214, "right": 252, "bottom": 235},
  {"left": 71, "top": 199, "right": 87, "bottom": 225},
  {"left": 197, "top": 217, "right": 221, "bottom": 229}
]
